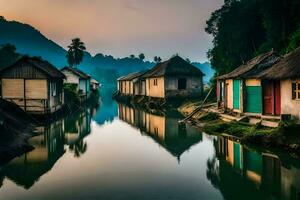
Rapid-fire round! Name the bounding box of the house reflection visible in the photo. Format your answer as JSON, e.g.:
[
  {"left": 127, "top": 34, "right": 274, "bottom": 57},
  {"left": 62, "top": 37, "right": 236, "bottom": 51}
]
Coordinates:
[
  {"left": 2, "top": 119, "right": 65, "bottom": 189},
  {"left": 0, "top": 107, "right": 92, "bottom": 189},
  {"left": 118, "top": 103, "right": 202, "bottom": 160},
  {"left": 209, "top": 136, "right": 300, "bottom": 200}
]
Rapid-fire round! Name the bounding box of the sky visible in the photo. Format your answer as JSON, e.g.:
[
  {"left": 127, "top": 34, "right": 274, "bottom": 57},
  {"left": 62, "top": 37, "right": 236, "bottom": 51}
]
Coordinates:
[{"left": 0, "top": 0, "right": 223, "bottom": 62}]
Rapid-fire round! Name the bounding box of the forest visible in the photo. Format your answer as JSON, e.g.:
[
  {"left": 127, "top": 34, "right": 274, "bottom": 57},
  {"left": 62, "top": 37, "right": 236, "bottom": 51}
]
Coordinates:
[{"left": 206, "top": 0, "right": 300, "bottom": 75}]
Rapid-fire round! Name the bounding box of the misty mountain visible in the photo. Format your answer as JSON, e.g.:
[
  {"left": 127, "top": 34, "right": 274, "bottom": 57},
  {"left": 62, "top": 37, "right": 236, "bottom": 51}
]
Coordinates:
[{"left": 0, "top": 17, "right": 214, "bottom": 83}]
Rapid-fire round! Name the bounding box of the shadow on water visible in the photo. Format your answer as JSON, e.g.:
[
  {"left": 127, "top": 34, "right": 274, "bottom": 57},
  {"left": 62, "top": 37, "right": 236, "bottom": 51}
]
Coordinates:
[
  {"left": 207, "top": 135, "right": 300, "bottom": 200},
  {"left": 117, "top": 102, "right": 202, "bottom": 161},
  {"left": 0, "top": 88, "right": 300, "bottom": 200},
  {"left": 0, "top": 106, "right": 94, "bottom": 189}
]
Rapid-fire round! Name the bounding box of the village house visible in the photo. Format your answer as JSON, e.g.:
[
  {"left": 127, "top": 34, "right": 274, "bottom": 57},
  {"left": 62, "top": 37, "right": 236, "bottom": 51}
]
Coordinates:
[
  {"left": 217, "top": 47, "right": 300, "bottom": 122},
  {"left": 117, "top": 71, "right": 147, "bottom": 96},
  {"left": 142, "top": 56, "right": 204, "bottom": 99},
  {"left": 0, "top": 56, "right": 65, "bottom": 115},
  {"left": 90, "top": 79, "right": 100, "bottom": 91},
  {"left": 61, "top": 67, "right": 91, "bottom": 100},
  {"left": 117, "top": 56, "right": 205, "bottom": 99},
  {"left": 216, "top": 51, "right": 280, "bottom": 115}
]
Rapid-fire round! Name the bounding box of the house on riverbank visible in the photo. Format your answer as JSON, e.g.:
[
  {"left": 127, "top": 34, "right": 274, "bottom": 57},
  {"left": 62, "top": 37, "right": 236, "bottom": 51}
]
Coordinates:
[
  {"left": 117, "top": 71, "right": 147, "bottom": 96},
  {"left": 0, "top": 56, "right": 65, "bottom": 115},
  {"left": 142, "top": 56, "right": 204, "bottom": 99},
  {"left": 90, "top": 79, "right": 100, "bottom": 91},
  {"left": 117, "top": 56, "right": 204, "bottom": 100},
  {"left": 61, "top": 67, "right": 91, "bottom": 100},
  {"left": 216, "top": 47, "right": 300, "bottom": 122}
]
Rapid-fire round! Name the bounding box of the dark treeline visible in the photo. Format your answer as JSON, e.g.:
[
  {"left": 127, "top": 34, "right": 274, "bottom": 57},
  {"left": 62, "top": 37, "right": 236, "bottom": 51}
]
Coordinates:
[{"left": 206, "top": 0, "right": 300, "bottom": 75}]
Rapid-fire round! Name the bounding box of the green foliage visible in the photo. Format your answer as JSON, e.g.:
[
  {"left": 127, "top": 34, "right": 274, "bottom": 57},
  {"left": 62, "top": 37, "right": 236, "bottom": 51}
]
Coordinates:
[
  {"left": 64, "top": 83, "right": 80, "bottom": 108},
  {"left": 206, "top": 0, "right": 300, "bottom": 75},
  {"left": 66, "top": 38, "right": 86, "bottom": 67},
  {"left": 0, "top": 44, "right": 20, "bottom": 69},
  {"left": 286, "top": 27, "right": 300, "bottom": 53},
  {"left": 138, "top": 53, "right": 145, "bottom": 60}
]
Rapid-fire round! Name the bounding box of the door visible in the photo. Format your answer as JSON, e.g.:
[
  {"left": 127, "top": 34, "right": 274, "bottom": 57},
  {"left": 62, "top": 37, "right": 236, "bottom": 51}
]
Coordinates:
[
  {"left": 245, "top": 86, "right": 262, "bottom": 113},
  {"left": 274, "top": 81, "right": 281, "bottom": 115},
  {"left": 233, "top": 80, "right": 240, "bottom": 109},
  {"left": 263, "top": 80, "right": 274, "bottom": 115}
]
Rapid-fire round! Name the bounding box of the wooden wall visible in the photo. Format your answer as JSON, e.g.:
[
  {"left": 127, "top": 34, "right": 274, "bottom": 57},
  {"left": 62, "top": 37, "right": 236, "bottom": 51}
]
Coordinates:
[{"left": 146, "top": 77, "right": 165, "bottom": 98}]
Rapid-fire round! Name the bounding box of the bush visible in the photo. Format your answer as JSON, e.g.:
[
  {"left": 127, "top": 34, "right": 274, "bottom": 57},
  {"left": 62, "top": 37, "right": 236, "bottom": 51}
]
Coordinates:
[{"left": 64, "top": 83, "right": 80, "bottom": 108}]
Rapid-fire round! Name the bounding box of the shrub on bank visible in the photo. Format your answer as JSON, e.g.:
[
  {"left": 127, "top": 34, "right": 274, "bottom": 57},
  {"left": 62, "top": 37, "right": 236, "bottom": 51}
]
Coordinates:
[{"left": 64, "top": 83, "right": 80, "bottom": 108}]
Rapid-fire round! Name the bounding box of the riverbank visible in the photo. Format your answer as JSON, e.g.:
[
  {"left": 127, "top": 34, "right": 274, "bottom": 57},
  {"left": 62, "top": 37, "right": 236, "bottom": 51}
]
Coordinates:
[{"left": 179, "top": 102, "right": 300, "bottom": 155}]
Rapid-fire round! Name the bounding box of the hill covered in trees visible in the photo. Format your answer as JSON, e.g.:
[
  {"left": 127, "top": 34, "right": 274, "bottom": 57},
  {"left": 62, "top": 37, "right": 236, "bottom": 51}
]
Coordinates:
[
  {"left": 0, "top": 16, "right": 214, "bottom": 84},
  {"left": 206, "top": 0, "right": 300, "bottom": 76}
]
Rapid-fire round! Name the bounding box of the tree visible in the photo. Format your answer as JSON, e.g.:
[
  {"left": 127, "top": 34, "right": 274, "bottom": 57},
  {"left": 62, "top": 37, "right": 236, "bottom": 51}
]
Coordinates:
[
  {"left": 130, "top": 54, "right": 135, "bottom": 59},
  {"left": 138, "top": 53, "right": 145, "bottom": 60},
  {"left": 154, "top": 56, "right": 162, "bottom": 63},
  {"left": 0, "top": 44, "right": 20, "bottom": 69},
  {"left": 66, "top": 38, "right": 86, "bottom": 68},
  {"left": 186, "top": 58, "right": 191, "bottom": 63},
  {"left": 206, "top": 0, "right": 300, "bottom": 76}
]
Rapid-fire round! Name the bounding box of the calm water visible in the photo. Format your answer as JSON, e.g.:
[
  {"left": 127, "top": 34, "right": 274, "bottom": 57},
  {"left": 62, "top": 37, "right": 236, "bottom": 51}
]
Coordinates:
[{"left": 0, "top": 92, "right": 300, "bottom": 200}]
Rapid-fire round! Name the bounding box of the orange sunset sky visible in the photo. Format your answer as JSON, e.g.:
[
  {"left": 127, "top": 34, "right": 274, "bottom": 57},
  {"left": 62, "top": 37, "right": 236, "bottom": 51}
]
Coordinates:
[{"left": 0, "top": 0, "right": 223, "bottom": 62}]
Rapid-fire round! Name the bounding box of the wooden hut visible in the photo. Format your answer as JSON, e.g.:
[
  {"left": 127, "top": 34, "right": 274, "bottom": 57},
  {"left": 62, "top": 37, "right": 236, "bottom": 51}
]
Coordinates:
[
  {"left": 254, "top": 47, "right": 300, "bottom": 120},
  {"left": 61, "top": 67, "right": 91, "bottom": 99},
  {"left": 0, "top": 56, "right": 65, "bottom": 114},
  {"left": 90, "top": 79, "right": 100, "bottom": 91},
  {"left": 117, "top": 71, "right": 147, "bottom": 96},
  {"left": 217, "top": 51, "right": 280, "bottom": 114},
  {"left": 142, "top": 56, "right": 204, "bottom": 99}
]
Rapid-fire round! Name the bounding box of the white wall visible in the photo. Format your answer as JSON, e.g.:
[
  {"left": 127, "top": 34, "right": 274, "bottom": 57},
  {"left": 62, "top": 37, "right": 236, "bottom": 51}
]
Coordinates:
[{"left": 281, "top": 80, "right": 300, "bottom": 121}]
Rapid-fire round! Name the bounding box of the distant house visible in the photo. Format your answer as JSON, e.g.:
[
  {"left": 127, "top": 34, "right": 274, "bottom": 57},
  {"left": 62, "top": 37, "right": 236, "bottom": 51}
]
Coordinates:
[
  {"left": 118, "top": 56, "right": 205, "bottom": 99},
  {"left": 117, "top": 71, "right": 147, "bottom": 96},
  {"left": 90, "top": 79, "right": 100, "bottom": 91},
  {"left": 0, "top": 56, "right": 65, "bottom": 114},
  {"left": 61, "top": 67, "right": 91, "bottom": 99},
  {"left": 142, "top": 56, "right": 204, "bottom": 99}
]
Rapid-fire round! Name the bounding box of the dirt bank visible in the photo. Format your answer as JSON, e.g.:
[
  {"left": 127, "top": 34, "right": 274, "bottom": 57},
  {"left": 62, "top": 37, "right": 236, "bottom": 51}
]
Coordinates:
[
  {"left": 0, "top": 100, "right": 36, "bottom": 164},
  {"left": 178, "top": 102, "right": 300, "bottom": 156}
]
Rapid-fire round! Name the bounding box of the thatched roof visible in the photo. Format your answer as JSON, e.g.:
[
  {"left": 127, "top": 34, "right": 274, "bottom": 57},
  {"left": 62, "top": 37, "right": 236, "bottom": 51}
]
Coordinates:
[
  {"left": 117, "top": 70, "right": 147, "bottom": 81},
  {"left": 142, "top": 56, "right": 204, "bottom": 78},
  {"left": 217, "top": 51, "right": 279, "bottom": 80},
  {"left": 61, "top": 67, "right": 91, "bottom": 79},
  {"left": 256, "top": 47, "right": 300, "bottom": 80},
  {"left": 0, "top": 56, "right": 66, "bottom": 79}
]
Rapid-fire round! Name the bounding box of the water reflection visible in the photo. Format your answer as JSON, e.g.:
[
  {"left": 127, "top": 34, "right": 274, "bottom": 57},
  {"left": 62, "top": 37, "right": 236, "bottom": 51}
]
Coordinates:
[
  {"left": 208, "top": 136, "right": 300, "bottom": 200},
  {"left": 0, "top": 107, "right": 92, "bottom": 189},
  {"left": 118, "top": 103, "right": 202, "bottom": 160}
]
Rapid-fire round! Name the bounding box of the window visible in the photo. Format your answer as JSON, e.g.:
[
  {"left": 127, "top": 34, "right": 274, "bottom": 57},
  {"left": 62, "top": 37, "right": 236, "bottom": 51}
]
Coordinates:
[
  {"left": 178, "top": 78, "right": 187, "bottom": 90},
  {"left": 50, "top": 82, "right": 57, "bottom": 97},
  {"left": 153, "top": 78, "right": 158, "bottom": 86},
  {"left": 292, "top": 81, "right": 300, "bottom": 100}
]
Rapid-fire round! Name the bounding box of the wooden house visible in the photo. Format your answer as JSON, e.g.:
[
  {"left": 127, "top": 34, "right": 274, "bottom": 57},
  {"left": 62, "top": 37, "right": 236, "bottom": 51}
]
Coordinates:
[
  {"left": 0, "top": 56, "right": 65, "bottom": 114},
  {"left": 254, "top": 47, "right": 300, "bottom": 120},
  {"left": 90, "top": 79, "right": 100, "bottom": 91},
  {"left": 142, "top": 56, "right": 204, "bottom": 99},
  {"left": 117, "top": 71, "right": 147, "bottom": 96},
  {"left": 216, "top": 51, "right": 280, "bottom": 114},
  {"left": 61, "top": 67, "right": 91, "bottom": 99}
]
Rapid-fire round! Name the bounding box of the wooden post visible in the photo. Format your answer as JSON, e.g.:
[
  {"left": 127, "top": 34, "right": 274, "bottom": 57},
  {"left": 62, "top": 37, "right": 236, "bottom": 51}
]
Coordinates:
[{"left": 24, "top": 78, "right": 26, "bottom": 111}]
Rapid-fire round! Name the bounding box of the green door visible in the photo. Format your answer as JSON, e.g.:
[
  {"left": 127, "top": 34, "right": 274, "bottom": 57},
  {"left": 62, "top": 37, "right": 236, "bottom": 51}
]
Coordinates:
[
  {"left": 245, "top": 86, "right": 262, "bottom": 113},
  {"left": 233, "top": 80, "right": 240, "bottom": 109}
]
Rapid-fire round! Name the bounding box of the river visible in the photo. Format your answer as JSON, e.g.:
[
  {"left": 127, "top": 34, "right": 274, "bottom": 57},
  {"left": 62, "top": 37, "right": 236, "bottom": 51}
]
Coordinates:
[{"left": 0, "top": 90, "right": 299, "bottom": 200}]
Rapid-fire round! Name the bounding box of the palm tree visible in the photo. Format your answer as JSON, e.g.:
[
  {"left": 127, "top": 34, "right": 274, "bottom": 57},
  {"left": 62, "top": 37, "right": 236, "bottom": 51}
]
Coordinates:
[{"left": 66, "top": 38, "right": 86, "bottom": 68}]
